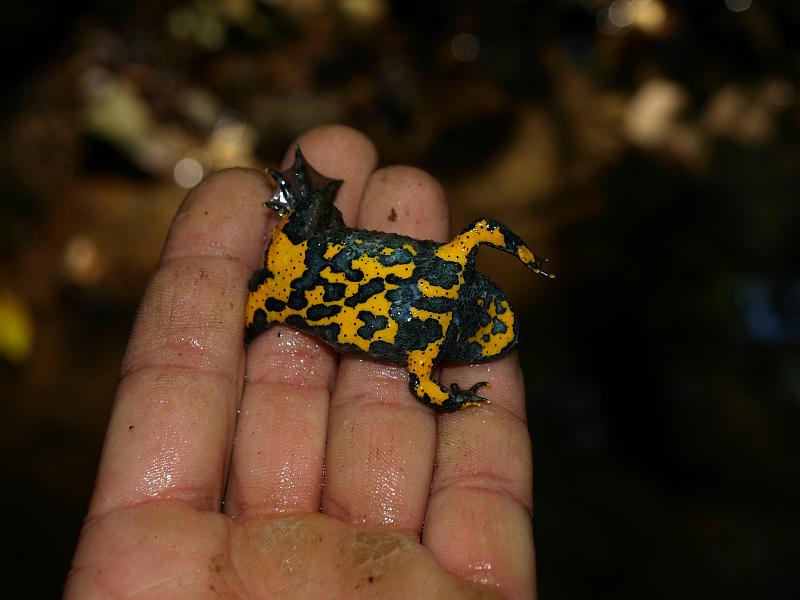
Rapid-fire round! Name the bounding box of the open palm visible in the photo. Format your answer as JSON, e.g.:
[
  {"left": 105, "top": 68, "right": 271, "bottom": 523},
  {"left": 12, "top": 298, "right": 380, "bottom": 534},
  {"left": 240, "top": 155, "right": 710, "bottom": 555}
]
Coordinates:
[{"left": 65, "top": 126, "right": 536, "bottom": 599}]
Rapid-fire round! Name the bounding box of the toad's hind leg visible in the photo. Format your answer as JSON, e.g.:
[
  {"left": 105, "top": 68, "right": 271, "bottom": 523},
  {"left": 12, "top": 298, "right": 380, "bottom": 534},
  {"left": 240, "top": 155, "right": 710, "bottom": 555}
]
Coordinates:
[
  {"left": 437, "top": 217, "right": 554, "bottom": 278},
  {"left": 407, "top": 351, "right": 488, "bottom": 412}
]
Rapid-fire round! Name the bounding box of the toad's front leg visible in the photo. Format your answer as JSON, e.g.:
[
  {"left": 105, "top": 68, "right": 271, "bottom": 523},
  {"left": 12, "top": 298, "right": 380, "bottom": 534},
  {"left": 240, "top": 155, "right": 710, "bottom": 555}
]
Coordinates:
[{"left": 406, "top": 349, "right": 488, "bottom": 412}]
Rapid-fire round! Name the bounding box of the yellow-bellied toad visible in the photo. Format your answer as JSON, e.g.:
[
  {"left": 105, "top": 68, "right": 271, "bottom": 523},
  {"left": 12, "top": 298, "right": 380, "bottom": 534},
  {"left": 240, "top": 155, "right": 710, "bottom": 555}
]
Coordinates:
[{"left": 245, "top": 148, "right": 553, "bottom": 411}]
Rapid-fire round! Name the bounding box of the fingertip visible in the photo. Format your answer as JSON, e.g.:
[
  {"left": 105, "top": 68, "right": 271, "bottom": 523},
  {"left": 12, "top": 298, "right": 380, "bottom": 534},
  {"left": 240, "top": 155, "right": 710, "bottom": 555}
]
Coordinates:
[
  {"left": 290, "top": 124, "right": 378, "bottom": 164},
  {"left": 181, "top": 167, "right": 271, "bottom": 208},
  {"left": 162, "top": 167, "right": 274, "bottom": 269},
  {"left": 358, "top": 165, "right": 450, "bottom": 241}
]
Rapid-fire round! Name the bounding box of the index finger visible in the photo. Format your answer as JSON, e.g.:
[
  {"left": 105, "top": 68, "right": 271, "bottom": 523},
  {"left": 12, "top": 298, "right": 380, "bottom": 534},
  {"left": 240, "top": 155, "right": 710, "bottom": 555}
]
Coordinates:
[{"left": 87, "top": 168, "right": 272, "bottom": 518}]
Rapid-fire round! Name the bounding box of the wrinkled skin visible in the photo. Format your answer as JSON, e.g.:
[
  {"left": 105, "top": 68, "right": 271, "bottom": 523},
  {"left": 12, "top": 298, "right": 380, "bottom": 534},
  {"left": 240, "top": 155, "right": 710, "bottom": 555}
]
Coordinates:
[{"left": 65, "top": 126, "right": 536, "bottom": 599}]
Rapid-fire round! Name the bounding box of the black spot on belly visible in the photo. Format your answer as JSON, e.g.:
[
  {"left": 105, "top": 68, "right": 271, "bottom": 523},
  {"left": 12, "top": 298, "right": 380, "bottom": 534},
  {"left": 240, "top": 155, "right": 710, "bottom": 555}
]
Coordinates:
[
  {"left": 424, "top": 259, "right": 461, "bottom": 288},
  {"left": 346, "top": 269, "right": 364, "bottom": 282},
  {"left": 315, "top": 322, "right": 341, "bottom": 342},
  {"left": 385, "top": 273, "right": 406, "bottom": 285},
  {"left": 491, "top": 317, "right": 507, "bottom": 334},
  {"left": 265, "top": 297, "right": 286, "bottom": 312},
  {"left": 245, "top": 308, "right": 270, "bottom": 344},
  {"left": 345, "top": 277, "right": 385, "bottom": 308},
  {"left": 357, "top": 311, "right": 389, "bottom": 340},
  {"left": 322, "top": 281, "right": 346, "bottom": 301},
  {"left": 328, "top": 249, "right": 365, "bottom": 282},
  {"left": 369, "top": 340, "right": 393, "bottom": 356},
  {"left": 307, "top": 304, "right": 342, "bottom": 321},
  {"left": 287, "top": 289, "right": 308, "bottom": 310},
  {"left": 482, "top": 334, "right": 491, "bottom": 342},
  {"left": 248, "top": 268, "right": 273, "bottom": 292},
  {"left": 378, "top": 249, "right": 413, "bottom": 267},
  {"left": 398, "top": 316, "right": 443, "bottom": 351},
  {"left": 285, "top": 314, "right": 307, "bottom": 329},
  {"left": 413, "top": 295, "right": 452, "bottom": 314}
]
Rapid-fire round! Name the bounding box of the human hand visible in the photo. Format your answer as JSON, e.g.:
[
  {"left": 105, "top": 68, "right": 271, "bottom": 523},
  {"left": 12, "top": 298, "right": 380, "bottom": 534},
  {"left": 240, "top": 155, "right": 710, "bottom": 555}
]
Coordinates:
[{"left": 65, "top": 126, "right": 536, "bottom": 599}]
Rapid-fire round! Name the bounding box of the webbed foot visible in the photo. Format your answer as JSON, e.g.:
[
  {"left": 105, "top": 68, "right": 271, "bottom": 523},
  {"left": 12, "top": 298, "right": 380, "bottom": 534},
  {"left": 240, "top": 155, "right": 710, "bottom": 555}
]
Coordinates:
[
  {"left": 446, "top": 381, "right": 490, "bottom": 411},
  {"left": 407, "top": 360, "right": 491, "bottom": 412}
]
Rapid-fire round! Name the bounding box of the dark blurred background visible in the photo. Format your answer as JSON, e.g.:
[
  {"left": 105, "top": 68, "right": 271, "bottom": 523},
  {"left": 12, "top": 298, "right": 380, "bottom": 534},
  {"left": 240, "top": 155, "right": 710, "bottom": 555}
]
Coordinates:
[{"left": 2, "top": 0, "right": 798, "bottom": 597}]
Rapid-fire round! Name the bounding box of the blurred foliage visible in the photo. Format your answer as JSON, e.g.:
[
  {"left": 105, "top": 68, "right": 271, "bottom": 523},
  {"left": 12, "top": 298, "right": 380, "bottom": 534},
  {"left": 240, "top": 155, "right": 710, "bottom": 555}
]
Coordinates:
[{"left": 1, "top": 0, "right": 799, "bottom": 597}]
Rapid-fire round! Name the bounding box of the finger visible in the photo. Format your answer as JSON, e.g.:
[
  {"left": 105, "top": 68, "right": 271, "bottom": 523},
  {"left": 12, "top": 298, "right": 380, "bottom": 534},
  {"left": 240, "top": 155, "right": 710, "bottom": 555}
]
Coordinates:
[
  {"left": 225, "top": 125, "right": 378, "bottom": 518},
  {"left": 424, "top": 354, "right": 536, "bottom": 598},
  {"left": 322, "top": 166, "right": 449, "bottom": 534},
  {"left": 88, "top": 168, "right": 272, "bottom": 518}
]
